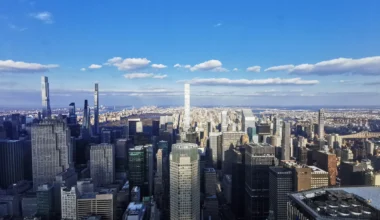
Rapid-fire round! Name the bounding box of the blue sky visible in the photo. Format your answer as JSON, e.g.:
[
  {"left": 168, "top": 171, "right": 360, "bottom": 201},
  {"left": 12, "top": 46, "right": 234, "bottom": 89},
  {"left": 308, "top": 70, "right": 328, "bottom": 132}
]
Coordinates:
[{"left": 1, "top": 0, "right": 380, "bottom": 107}]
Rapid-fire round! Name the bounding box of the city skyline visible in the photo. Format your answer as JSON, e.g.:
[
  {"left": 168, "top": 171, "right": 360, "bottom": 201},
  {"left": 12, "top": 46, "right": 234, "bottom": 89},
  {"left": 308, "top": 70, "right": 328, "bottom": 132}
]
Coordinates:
[{"left": 1, "top": 1, "right": 380, "bottom": 107}]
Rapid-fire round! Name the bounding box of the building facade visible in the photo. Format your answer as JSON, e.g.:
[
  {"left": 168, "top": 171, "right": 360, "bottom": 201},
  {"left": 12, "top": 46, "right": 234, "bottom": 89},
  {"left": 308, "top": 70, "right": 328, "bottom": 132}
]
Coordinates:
[
  {"left": 0, "top": 140, "right": 24, "bottom": 188},
  {"left": 90, "top": 143, "right": 115, "bottom": 187}
]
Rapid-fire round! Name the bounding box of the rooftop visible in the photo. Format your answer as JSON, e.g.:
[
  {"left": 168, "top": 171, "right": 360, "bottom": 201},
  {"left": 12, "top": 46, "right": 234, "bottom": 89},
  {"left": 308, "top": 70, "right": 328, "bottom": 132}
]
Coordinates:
[{"left": 289, "top": 187, "right": 380, "bottom": 219}]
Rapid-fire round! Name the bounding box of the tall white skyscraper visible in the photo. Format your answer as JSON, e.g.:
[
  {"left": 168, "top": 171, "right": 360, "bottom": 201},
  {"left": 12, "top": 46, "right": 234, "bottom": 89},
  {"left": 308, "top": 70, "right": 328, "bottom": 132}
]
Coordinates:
[
  {"left": 318, "top": 109, "right": 325, "bottom": 139},
  {"left": 221, "top": 111, "right": 228, "bottom": 132},
  {"left": 41, "top": 76, "right": 51, "bottom": 119},
  {"left": 61, "top": 186, "right": 78, "bottom": 220},
  {"left": 32, "top": 120, "right": 72, "bottom": 191},
  {"left": 94, "top": 83, "right": 99, "bottom": 135},
  {"left": 170, "top": 143, "right": 200, "bottom": 220},
  {"left": 281, "top": 122, "right": 291, "bottom": 160},
  {"left": 184, "top": 83, "right": 190, "bottom": 131}
]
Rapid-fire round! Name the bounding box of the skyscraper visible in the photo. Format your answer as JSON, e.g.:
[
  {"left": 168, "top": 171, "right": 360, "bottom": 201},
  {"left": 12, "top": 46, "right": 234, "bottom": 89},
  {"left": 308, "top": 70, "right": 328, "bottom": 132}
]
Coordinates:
[
  {"left": 209, "top": 132, "right": 222, "bottom": 168},
  {"left": 184, "top": 83, "right": 190, "bottom": 131},
  {"left": 61, "top": 186, "right": 79, "bottom": 220},
  {"left": 128, "top": 146, "right": 145, "bottom": 189},
  {"left": 82, "top": 100, "right": 89, "bottom": 129},
  {"left": 318, "top": 108, "right": 325, "bottom": 139},
  {"left": 221, "top": 111, "right": 228, "bottom": 132},
  {"left": 281, "top": 122, "right": 291, "bottom": 160},
  {"left": 90, "top": 143, "right": 115, "bottom": 187},
  {"left": 0, "top": 140, "right": 24, "bottom": 188},
  {"left": 242, "top": 109, "right": 256, "bottom": 134},
  {"left": 245, "top": 143, "right": 278, "bottom": 220},
  {"left": 94, "top": 83, "right": 99, "bottom": 135},
  {"left": 31, "top": 120, "right": 72, "bottom": 191},
  {"left": 68, "top": 102, "right": 77, "bottom": 124},
  {"left": 170, "top": 143, "right": 200, "bottom": 220},
  {"left": 269, "top": 167, "right": 293, "bottom": 220},
  {"left": 41, "top": 76, "right": 51, "bottom": 119}
]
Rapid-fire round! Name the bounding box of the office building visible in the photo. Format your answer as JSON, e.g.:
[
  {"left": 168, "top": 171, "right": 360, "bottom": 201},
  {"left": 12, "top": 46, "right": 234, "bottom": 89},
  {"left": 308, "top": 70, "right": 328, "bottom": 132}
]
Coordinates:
[
  {"left": 115, "top": 139, "right": 129, "bottom": 178},
  {"left": 245, "top": 143, "right": 278, "bottom": 220},
  {"left": 0, "top": 140, "right": 24, "bottom": 188},
  {"left": 90, "top": 143, "right": 115, "bottom": 187},
  {"left": 297, "top": 146, "right": 309, "bottom": 164},
  {"left": 22, "top": 194, "right": 37, "bottom": 217},
  {"left": 0, "top": 195, "right": 20, "bottom": 216},
  {"left": 36, "top": 184, "right": 54, "bottom": 219},
  {"left": 31, "top": 120, "right": 72, "bottom": 191},
  {"left": 204, "top": 168, "right": 216, "bottom": 196},
  {"left": 203, "top": 195, "right": 218, "bottom": 220},
  {"left": 231, "top": 146, "right": 245, "bottom": 219},
  {"left": 313, "top": 150, "right": 337, "bottom": 186},
  {"left": 77, "top": 179, "right": 95, "bottom": 195},
  {"left": 144, "top": 145, "right": 154, "bottom": 196},
  {"left": 41, "top": 76, "right": 51, "bottom": 119},
  {"left": 68, "top": 102, "right": 77, "bottom": 124},
  {"left": 318, "top": 109, "right": 325, "bottom": 139},
  {"left": 221, "top": 111, "right": 228, "bottom": 132},
  {"left": 242, "top": 109, "right": 256, "bottom": 134},
  {"left": 269, "top": 167, "right": 293, "bottom": 220},
  {"left": 309, "top": 166, "right": 329, "bottom": 188},
  {"left": 136, "top": 121, "right": 143, "bottom": 133},
  {"left": 170, "top": 143, "right": 200, "bottom": 220},
  {"left": 77, "top": 189, "right": 116, "bottom": 220},
  {"left": 61, "top": 186, "right": 79, "bottom": 220},
  {"left": 287, "top": 187, "right": 380, "bottom": 219},
  {"left": 281, "top": 122, "right": 291, "bottom": 160},
  {"left": 340, "top": 160, "right": 372, "bottom": 186},
  {"left": 209, "top": 132, "right": 222, "bottom": 168},
  {"left": 128, "top": 146, "right": 145, "bottom": 188},
  {"left": 53, "top": 168, "right": 77, "bottom": 215},
  {"left": 222, "top": 131, "right": 245, "bottom": 173},
  {"left": 101, "top": 129, "right": 112, "bottom": 144},
  {"left": 223, "top": 174, "right": 232, "bottom": 204},
  {"left": 94, "top": 83, "right": 99, "bottom": 135},
  {"left": 154, "top": 149, "right": 163, "bottom": 207},
  {"left": 184, "top": 83, "right": 191, "bottom": 131},
  {"left": 122, "top": 202, "right": 146, "bottom": 220}
]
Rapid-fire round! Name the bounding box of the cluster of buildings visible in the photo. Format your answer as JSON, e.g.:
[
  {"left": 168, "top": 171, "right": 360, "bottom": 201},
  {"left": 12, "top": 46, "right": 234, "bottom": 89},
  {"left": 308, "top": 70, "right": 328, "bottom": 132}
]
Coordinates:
[{"left": 1, "top": 78, "right": 380, "bottom": 220}]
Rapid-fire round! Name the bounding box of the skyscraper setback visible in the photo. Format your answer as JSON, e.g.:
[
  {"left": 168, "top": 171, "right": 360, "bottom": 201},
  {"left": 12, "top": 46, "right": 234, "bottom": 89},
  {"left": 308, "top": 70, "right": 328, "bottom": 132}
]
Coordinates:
[
  {"left": 41, "top": 76, "right": 51, "bottom": 119},
  {"left": 94, "top": 83, "right": 99, "bottom": 135},
  {"left": 184, "top": 83, "right": 190, "bottom": 131}
]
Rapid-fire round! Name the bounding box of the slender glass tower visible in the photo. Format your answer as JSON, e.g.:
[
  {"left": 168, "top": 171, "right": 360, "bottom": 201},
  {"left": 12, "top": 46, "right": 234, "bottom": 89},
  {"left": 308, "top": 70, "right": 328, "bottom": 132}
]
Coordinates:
[
  {"left": 184, "top": 83, "right": 190, "bottom": 131},
  {"left": 94, "top": 83, "right": 99, "bottom": 135},
  {"left": 41, "top": 76, "right": 51, "bottom": 119},
  {"left": 318, "top": 109, "right": 325, "bottom": 139},
  {"left": 170, "top": 143, "right": 200, "bottom": 220}
]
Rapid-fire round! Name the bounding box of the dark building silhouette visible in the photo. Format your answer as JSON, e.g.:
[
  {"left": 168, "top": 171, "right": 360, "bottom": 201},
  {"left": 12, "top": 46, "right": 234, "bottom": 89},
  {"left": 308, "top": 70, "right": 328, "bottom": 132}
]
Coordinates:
[
  {"left": 269, "top": 167, "right": 293, "bottom": 220},
  {"left": 231, "top": 146, "right": 245, "bottom": 219}
]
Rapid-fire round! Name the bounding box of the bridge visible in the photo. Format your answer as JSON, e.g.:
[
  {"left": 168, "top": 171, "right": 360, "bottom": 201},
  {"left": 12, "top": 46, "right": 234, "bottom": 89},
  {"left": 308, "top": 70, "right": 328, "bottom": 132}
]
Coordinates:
[{"left": 340, "top": 131, "right": 380, "bottom": 139}]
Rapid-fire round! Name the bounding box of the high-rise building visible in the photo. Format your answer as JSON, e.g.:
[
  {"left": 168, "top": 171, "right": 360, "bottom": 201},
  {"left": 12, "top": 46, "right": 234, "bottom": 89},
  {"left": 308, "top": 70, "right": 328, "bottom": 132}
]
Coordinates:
[
  {"left": 41, "top": 76, "right": 51, "bottom": 119},
  {"left": 170, "top": 143, "right": 200, "bottom": 220},
  {"left": 77, "top": 179, "right": 94, "bottom": 195},
  {"left": 53, "top": 168, "right": 78, "bottom": 215},
  {"left": 154, "top": 149, "right": 164, "bottom": 207},
  {"left": 209, "top": 132, "right": 222, "bottom": 168},
  {"left": 313, "top": 150, "right": 337, "bottom": 186},
  {"left": 222, "top": 131, "right": 245, "bottom": 174},
  {"left": 281, "top": 122, "right": 291, "bottom": 160},
  {"left": 273, "top": 117, "right": 281, "bottom": 136},
  {"left": 77, "top": 189, "right": 116, "bottom": 220},
  {"left": 269, "top": 167, "right": 293, "bottom": 220},
  {"left": 61, "top": 186, "right": 79, "bottom": 220},
  {"left": 221, "top": 111, "right": 228, "bottom": 132},
  {"left": 31, "top": 120, "right": 72, "bottom": 191},
  {"left": 184, "top": 83, "right": 191, "bottom": 131},
  {"left": 245, "top": 143, "right": 278, "bottom": 220},
  {"left": 68, "top": 102, "right": 77, "bottom": 124},
  {"left": 36, "top": 184, "right": 54, "bottom": 219},
  {"left": 0, "top": 140, "right": 24, "bottom": 188},
  {"left": 144, "top": 145, "right": 154, "bottom": 196},
  {"left": 128, "top": 146, "right": 145, "bottom": 189},
  {"left": 242, "top": 109, "right": 256, "bottom": 134},
  {"left": 94, "top": 83, "right": 99, "bottom": 135},
  {"left": 203, "top": 195, "right": 219, "bottom": 220},
  {"left": 318, "top": 109, "right": 325, "bottom": 139},
  {"left": 90, "top": 143, "right": 115, "bottom": 187},
  {"left": 101, "top": 129, "right": 112, "bottom": 143},
  {"left": 115, "top": 139, "right": 129, "bottom": 178},
  {"left": 204, "top": 168, "right": 216, "bottom": 196}
]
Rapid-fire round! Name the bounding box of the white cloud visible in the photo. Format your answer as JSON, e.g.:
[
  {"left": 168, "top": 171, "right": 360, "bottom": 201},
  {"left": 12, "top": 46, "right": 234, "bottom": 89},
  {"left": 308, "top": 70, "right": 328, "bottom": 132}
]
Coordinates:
[
  {"left": 8, "top": 24, "right": 27, "bottom": 31},
  {"left": 151, "top": 64, "right": 167, "bottom": 69},
  {"left": 246, "top": 66, "right": 261, "bottom": 73},
  {"left": 106, "top": 57, "right": 151, "bottom": 71},
  {"left": 30, "top": 11, "right": 53, "bottom": 24},
  {"left": 214, "top": 23, "right": 222, "bottom": 27},
  {"left": 264, "top": 65, "right": 295, "bottom": 72},
  {"left": 184, "top": 65, "right": 191, "bottom": 69},
  {"left": 124, "top": 73, "right": 167, "bottom": 79},
  {"left": 88, "top": 64, "right": 102, "bottom": 69},
  {"left": 190, "top": 60, "right": 223, "bottom": 72},
  {"left": 0, "top": 60, "right": 58, "bottom": 73},
  {"left": 174, "top": 64, "right": 181, "bottom": 68},
  {"left": 265, "top": 56, "right": 380, "bottom": 75},
  {"left": 178, "top": 77, "right": 319, "bottom": 86},
  {"left": 212, "top": 67, "right": 229, "bottom": 72},
  {"left": 152, "top": 74, "right": 168, "bottom": 79},
  {"left": 80, "top": 68, "right": 86, "bottom": 71},
  {"left": 233, "top": 68, "right": 239, "bottom": 71}
]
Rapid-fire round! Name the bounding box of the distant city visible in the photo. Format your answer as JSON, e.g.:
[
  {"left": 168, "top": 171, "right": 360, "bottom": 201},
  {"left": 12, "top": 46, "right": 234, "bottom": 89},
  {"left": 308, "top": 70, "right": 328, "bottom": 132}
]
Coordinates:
[{"left": 1, "top": 76, "right": 380, "bottom": 220}]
